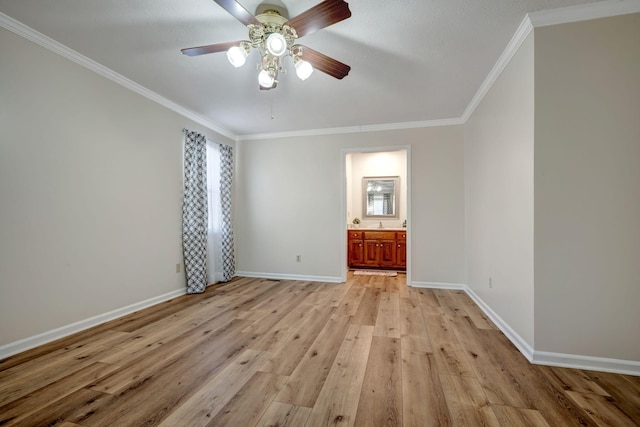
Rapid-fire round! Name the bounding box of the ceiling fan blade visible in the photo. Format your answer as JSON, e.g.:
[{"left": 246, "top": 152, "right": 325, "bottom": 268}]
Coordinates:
[
  {"left": 213, "top": 0, "right": 260, "bottom": 26},
  {"left": 299, "top": 45, "right": 351, "bottom": 79},
  {"left": 287, "top": 0, "right": 351, "bottom": 38},
  {"left": 181, "top": 41, "right": 244, "bottom": 56}
]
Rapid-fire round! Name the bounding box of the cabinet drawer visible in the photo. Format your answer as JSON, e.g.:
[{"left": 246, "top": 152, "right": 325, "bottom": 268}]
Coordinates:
[
  {"left": 348, "top": 231, "right": 363, "bottom": 240},
  {"left": 396, "top": 232, "right": 407, "bottom": 240},
  {"left": 363, "top": 231, "right": 396, "bottom": 240}
]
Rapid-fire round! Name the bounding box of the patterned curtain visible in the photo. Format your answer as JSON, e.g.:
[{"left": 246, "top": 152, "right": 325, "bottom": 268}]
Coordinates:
[
  {"left": 182, "top": 129, "right": 208, "bottom": 294},
  {"left": 219, "top": 144, "right": 236, "bottom": 281}
]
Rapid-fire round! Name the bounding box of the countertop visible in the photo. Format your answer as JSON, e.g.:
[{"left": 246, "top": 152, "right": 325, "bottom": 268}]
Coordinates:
[{"left": 348, "top": 228, "right": 407, "bottom": 231}]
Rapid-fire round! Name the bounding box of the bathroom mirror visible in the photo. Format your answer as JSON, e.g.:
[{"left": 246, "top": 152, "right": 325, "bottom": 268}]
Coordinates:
[{"left": 363, "top": 176, "right": 399, "bottom": 219}]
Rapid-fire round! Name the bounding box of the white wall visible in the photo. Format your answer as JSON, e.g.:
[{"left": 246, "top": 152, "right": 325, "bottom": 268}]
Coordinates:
[
  {"left": 235, "top": 126, "right": 465, "bottom": 284},
  {"left": 4, "top": 7, "right": 639, "bottom": 369},
  {"left": 348, "top": 150, "right": 407, "bottom": 229},
  {"left": 534, "top": 13, "right": 640, "bottom": 361},
  {"left": 0, "top": 28, "right": 233, "bottom": 346},
  {"left": 464, "top": 33, "right": 535, "bottom": 347}
]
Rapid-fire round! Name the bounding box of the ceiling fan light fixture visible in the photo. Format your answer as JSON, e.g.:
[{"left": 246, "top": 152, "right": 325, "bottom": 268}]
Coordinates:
[
  {"left": 226, "top": 43, "right": 250, "bottom": 67},
  {"left": 294, "top": 58, "right": 313, "bottom": 80},
  {"left": 265, "top": 32, "right": 287, "bottom": 57},
  {"left": 181, "top": 0, "right": 352, "bottom": 89},
  {"left": 258, "top": 69, "right": 275, "bottom": 88}
]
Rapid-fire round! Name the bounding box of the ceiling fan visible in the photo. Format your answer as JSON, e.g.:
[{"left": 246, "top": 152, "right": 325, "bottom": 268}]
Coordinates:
[{"left": 181, "top": 0, "right": 351, "bottom": 90}]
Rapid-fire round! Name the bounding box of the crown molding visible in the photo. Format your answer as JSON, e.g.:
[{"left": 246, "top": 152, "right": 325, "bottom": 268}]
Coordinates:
[
  {"left": 245, "top": 0, "right": 640, "bottom": 137},
  {"left": 462, "top": 0, "right": 640, "bottom": 123},
  {"left": 0, "top": 12, "right": 236, "bottom": 141},
  {"left": 460, "top": 15, "right": 534, "bottom": 123},
  {"left": 236, "top": 118, "right": 464, "bottom": 141},
  {"left": 529, "top": 0, "right": 640, "bottom": 27},
  {"left": 3, "top": 0, "right": 639, "bottom": 141}
]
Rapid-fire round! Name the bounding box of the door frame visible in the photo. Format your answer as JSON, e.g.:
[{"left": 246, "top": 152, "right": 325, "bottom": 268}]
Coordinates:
[{"left": 340, "top": 145, "right": 412, "bottom": 284}]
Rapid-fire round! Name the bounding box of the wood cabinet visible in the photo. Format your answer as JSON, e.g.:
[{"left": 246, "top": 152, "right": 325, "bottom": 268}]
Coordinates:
[
  {"left": 396, "top": 231, "right": 407, "bottom": 268},
  {"left": 347, "top": 231, "right": 365, "bottom": 266},
  {"left": 348, "top": 230, "right": 406, "bottom": 270}
]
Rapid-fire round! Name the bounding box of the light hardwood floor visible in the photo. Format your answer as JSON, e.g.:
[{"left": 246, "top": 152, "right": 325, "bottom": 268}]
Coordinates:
[{"left": 1, "top": 273, "right": 639, "bottom": 426}]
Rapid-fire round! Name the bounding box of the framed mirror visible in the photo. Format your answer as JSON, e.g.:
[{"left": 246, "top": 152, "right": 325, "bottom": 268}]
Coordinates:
[{"left": 363, "top": 176, "right": 399, "bottom": 219}]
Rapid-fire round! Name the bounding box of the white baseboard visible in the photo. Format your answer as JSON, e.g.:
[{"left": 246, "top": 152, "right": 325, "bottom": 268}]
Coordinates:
[
  {"left": 3, "top": 277, "right": 638, "bottom": 376},
  {"left": 413, "top": 282, "right": 639, "bottom": 376},
  {"left": 235, "top": 271, "right": 343, "bottom": 284},
  {"left": 463, "top": 286, "right": 535, "bottom": 361},
  {"left": 410, "top": 281, "right": 466, "bottom": 290},
  {"left": 0, "top": 288, "right": 186, "bottom": 360},
  {"left": 533, "top": 351, "right": 640, "bottom": 377}
]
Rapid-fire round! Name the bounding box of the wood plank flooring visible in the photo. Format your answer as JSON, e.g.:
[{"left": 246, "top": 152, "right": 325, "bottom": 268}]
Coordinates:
[{"left": 1, "top": 273, "right": 639, "bottom": 426}]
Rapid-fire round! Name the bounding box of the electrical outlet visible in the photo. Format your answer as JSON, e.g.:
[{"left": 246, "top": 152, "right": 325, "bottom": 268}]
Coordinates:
[
  {"left": 489, "top": 277, "right": 492, "bottom": 288},
  {"left": 176, "top": 263, "right": 181, "bottom": 273},
  {"left": 296, "top": 255, "right": 301, "bottom": 262}
]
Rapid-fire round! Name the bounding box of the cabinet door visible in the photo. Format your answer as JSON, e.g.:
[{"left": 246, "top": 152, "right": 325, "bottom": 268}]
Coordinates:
[
  {"left": 379, "top": 239, "right": 397, "bottom": 267},
  {"left": 348, "top": 239, "right": 364, "bottom": 266},
  {"left": 363, "top": 240, "right": 380, "bottom": 266},
  {"left": 396, "top": 240, "right": 406, "bottom": 268}
]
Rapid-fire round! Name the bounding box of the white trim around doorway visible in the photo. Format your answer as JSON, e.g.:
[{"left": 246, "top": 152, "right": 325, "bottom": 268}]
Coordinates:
[{"left": 341, "top": 145, "right": 412, "bottom": 284}]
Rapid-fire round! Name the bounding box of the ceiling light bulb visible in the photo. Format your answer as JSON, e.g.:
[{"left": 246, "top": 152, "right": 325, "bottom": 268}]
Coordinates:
[
  {"left": 227, "top": 46, "right": 248, "bottom": 68},
  {"left": 258, "top": 69, "right": 275, "bottom": 88},
  {"left": 266, "top": 33, "right": 287, "bottom": 57},
  {"left": 295, "top": 59, "right": 313, "bottom": 80}
]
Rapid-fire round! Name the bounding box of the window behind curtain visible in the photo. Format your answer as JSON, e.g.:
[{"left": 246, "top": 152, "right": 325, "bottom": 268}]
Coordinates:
[{"left": 206, "top": 140, "right": 223, "bottom": 284}]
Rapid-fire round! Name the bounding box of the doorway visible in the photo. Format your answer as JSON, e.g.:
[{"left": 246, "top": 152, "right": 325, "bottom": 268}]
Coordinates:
[{"left": 341, "top": 147, "right": 410, "bottom": 283}]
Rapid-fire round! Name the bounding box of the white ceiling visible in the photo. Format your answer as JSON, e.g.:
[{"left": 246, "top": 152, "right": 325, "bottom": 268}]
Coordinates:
[{"left": 0, "top": 0, "right": 605, "bottom": 137}]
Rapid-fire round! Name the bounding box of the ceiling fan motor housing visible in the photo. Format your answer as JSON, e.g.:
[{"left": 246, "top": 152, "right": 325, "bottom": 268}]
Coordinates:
[
  {"left": 255, "top": 1, "right": 289, "bottom": 19},
  {"left": 180, "top": 0, "right": 352, "bottom": 85},
  {"left": 250, "top": 11, "right": 297, "bottom": 56}
]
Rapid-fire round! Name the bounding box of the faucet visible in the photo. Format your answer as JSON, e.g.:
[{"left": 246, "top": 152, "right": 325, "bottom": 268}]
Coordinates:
[{"left": 378, "top": 221, "right": 383, "bottom": 229}]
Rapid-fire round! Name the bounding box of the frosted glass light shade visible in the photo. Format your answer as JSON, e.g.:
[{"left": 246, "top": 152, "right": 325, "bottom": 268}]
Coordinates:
[
  {"left": 266, "top": 33, "right": 287, "bottom": 57},
  {"left": 227, "top": 46, "right": 248, "bottom": 68},
  {"left": 295, "top": 59, "right": 313, "bottom": 80},
  {"left": 258, "top": 69, "right": 275, "bottom": 88}
]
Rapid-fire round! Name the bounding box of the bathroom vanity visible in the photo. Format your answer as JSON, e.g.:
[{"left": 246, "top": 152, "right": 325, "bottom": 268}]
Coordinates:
[{"left": 347, "top": 229, "right": 406, "bottom": 270}]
